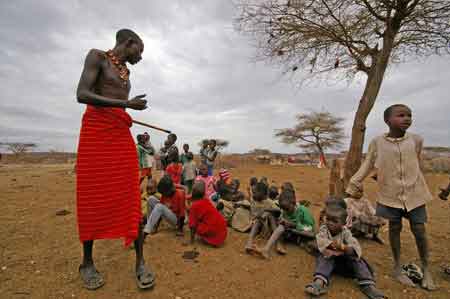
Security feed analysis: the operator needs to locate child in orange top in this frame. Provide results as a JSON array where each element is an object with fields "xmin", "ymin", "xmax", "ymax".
[
  {"xmin": 189, "ymin": 181, "xmax": 227, "ymax": 247},
  {"xmin": 166, "ymin": 150, "xmax": 183, "ymax": 185}
]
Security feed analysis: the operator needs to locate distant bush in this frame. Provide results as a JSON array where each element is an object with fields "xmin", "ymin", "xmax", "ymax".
[{"xmin": 423, "ymin": 157, "xmax": 450, "ymax": 174}]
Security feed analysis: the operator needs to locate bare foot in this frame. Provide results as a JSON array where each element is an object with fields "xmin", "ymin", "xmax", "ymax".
[
  {"xmin": 276, "ymin": 243, "xmax": 287, "ymax": 255},
  {"xmin": 421, "ymin": 268, "xmax": 437, "ymax": 291},
  {"xmin": 253, "ymin": 247, "xmax": 270, "ymax": 260},
  {"xmin": 393, "ymin": 269, "xmax": 416, "ymax": 288}
]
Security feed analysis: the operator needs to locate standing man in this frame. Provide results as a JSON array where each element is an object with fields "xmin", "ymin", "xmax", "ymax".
[{"xmin": 76, "ymin": 29, "xmax": 155, "ymax": 290}]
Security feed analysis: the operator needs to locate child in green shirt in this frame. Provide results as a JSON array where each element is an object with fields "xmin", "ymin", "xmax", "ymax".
[{"xmin": 254, "ymin": 189, "xmax": 315, "ymax": 259}]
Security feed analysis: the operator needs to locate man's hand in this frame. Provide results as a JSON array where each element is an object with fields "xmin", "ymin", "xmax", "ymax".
[{"xmin": 126, "ymin": 94, "xmax": 148, "ymax": 110}]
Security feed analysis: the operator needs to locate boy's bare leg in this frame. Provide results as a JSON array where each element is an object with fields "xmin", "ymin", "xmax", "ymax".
[
  {"xmin": 259, "ymin": 224, "xmax": 285, "ymax": 259},
  {"xmin": 389, "ymin": 221, "xmax": 415, "ymax": 287},
  {"xmin": 410, "ymin": 222, "xmax": 437, "ymax": 291},
  {"xmin": 267, "ymin": 216, "xmax": 286, "ymax": 254},
  {"xmin": 245, "ymin": 220, "xmax": 261, "ymax": 253},
  {"xmin": 79, "ymin": 240, "xmax": 105, "ymax": 290},
  {"xmin": 134, "ymin": 223, "xmax": 155, "ymax": 289}
]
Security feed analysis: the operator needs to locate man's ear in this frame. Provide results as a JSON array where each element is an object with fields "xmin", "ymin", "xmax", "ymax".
[{"xmin": 125, "ymin": 37, "xmax": 134, "ymax": 47}]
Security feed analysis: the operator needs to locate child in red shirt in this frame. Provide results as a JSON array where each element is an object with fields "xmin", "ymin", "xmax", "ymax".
[
  {"xmin": 165, "ymin": 150, "xmax": 183, "ymax": 185},
  {"xmin": 144, "ymin": 175, "xmax": 186, "ymax": 237},
  {"xmin": 189, "ymin": 181, "xmax": 227, "ymax": 247}
]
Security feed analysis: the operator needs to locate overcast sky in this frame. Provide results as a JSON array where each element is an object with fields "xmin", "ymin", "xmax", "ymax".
[{"xmin": 1, "ymin": 1, "xmax": 449, "ymax": 154}]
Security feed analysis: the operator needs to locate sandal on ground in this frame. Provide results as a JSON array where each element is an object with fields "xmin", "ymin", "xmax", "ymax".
[
  {"xmin": 442, "ymin": 265, "xmax": 450, "ymax": 275},
  {"xmin": 79, "ymin": 264, "xmax": 105, "ymax": 290},
  {"xmin": 135, "ymin": 264, "xmax": 155, "ymax": 290},
  {"xmin": 360, "ymin": 284, "xmax": 385, "ymax": 299},
  {"xmin": 304, "ymin": 281, "xmax": 327, "ymax": 296}
]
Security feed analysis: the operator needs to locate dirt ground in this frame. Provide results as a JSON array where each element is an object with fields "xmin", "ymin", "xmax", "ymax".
[{"xmin": 1, "ymin": 162, "xmax": 449, "ymax": 299}]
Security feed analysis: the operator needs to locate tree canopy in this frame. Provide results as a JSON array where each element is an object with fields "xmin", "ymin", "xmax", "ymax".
[{"xmin": 275, "ymin": 110, "xmax": 345, "ymax": 159}]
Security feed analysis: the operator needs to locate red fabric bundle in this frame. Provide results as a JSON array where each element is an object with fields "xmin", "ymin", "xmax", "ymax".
[{"xmin": 76, "ymin": 105, "xmax": 141, "ymax": 247}]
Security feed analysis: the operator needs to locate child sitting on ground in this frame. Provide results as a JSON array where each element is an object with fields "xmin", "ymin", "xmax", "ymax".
[
  {"xmin": 166, "ymin": 150, "xmax": 183, "ymax": 185},
  {"xmin": 141, "ymin": 178, "xmax": 160, "ymax": 222},
  {"xmin": 195, "ymin": 163, "xmax": 218, "ymax": 203},
  {"xmin": 268, "ymin": 185, "xmax": 280, "ymax": 206},
  {"xmin": 182, "ymin": 152, "xmax": 196, "ymax": 194},
  {"xmin": 319, "ymin": 197, "xmax": 351, "ymax": 228},
  {"xmin": 229, "ymin": 179, "xmax": 245, "ymax": 202},
  {"xmin": 143, "ymin": 175, "xmax": 186, "ymax": 237},
  {"xmin": 254, "ymin": 189, "xmax": 315, "ymax": 259},
  {"xmin": 305, "ymin": 204, "xmax": 384, "ymax": 299},
  {"xmin": 247, "ymin": 177, "xmax": 258, "ymax": 200},
  {"xmin": 189, "ymin": 181, "xmax": 227, "ymax": 247},
  {"xmin": 244, "ymin": 182, "xmax": 280, "ymax": 254},
  {"xmin": 344, "ymin": 189, "xmax": 386, "ymax": 244}
]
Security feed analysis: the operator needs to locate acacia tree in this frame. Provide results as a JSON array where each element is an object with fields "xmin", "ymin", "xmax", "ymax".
[
  {"xmin": 198, "ymin": 139, "xmax": 230, "ymax": 151},
  {"xmin": 275, "ymin": 110, "xmax": 345, "ymax": 166},
  {"xmin": 0, "ymin": 142, "xmax": 37, "ymax": 155},
  {"xmin": 236, "ymin": 0, "xmax": 450, "ymax": 185}
]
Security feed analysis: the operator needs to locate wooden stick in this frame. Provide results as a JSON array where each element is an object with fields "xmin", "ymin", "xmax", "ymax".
[{"xmin": 132, "ymin": 119, "xmax": 171, "ymax": 134}]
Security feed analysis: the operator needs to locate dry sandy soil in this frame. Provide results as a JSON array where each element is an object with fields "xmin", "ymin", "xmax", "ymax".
[{"xmin": 1, "ymin": 162, "xmax": 449, "ymax": 299}]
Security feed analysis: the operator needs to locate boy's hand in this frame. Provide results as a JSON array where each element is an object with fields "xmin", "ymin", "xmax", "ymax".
[
  {"xmin": 323, "ymin": 248, "xmax": 343, "ymax": 258},
  {"xmin": 330, "ymin": 240, "xmax": 341, "ymax": 251},
  {"xmin": 439, "ymin": 188, "xmax": 449, "ymax": 201},
  {"xmin": 343, "ymin": 245, "xmax": 355, "ymax": 256}
]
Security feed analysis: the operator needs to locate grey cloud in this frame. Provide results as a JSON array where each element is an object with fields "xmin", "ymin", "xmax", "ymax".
[{"xmin": 0, "ymin": 1, "xmax": 449, "ymax": 154}]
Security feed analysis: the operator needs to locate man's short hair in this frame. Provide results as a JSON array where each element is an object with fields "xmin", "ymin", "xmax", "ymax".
[
  {"xmin": 383, "ymin": 104, "xmax": 410, "ymax": 121},
  {"xmin": 168, "ymin": 133, "xmax": 177, "ymax": 141},
  {"xmin": 116, "ymin": 29, "xmax": 142, "ymax": 45}
]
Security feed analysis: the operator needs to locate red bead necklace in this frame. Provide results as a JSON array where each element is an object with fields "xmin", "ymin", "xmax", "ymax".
[{"xmin": 106, "ymin": 50, "xmax": 130, "ymax": 86}]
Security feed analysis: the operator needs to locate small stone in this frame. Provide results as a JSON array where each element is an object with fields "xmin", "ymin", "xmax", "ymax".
[
  {"xmin": 175, "ymin": 297, "xmax": 182, "ymax": 299},
  {"xmin": 30, "ymin": 260, "xmax": 35, "ymax": 265},
  {"xmin": 1, "ymin": 266, "xmax": 6, "ymax": 271},
  {"xmin": 36, "ymin": 270, "xmax": 40, "ymax": 274},
  {"xmin": 71, "ymin": 294, "xmax": 75, "ymax": 298}
]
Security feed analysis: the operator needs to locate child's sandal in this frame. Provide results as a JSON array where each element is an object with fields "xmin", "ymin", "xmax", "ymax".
[
  {"xmin": 360, "ymin": 284, "xmax": 385, "ymax": 299},
  {"xmin": 304, "ymin": 282, "xmax": 327, "ymax": 296}
]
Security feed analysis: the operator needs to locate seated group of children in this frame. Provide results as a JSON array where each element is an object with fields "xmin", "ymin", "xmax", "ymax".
[
  {"xmin": 140, "ymin": 171, "xmax": 385, "ymax": 298},
  {"xmin": 240, "ymin": 177, "xmax": 385, "ymax": 299},
  {"xmin": 141, "ymin": 174, "xmax": 228, "ymax": 247}
]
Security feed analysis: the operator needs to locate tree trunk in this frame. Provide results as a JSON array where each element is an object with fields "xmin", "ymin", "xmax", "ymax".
[
  {"xmin": 342, "ymin": 34, "xmax": 396, "ymax": 188},
  {"xmin": 316, "ymin": 144, "xmax": 327, "ymax": 168},
  {"xmin": 329, "ymin": 159, "xmax": 343, "ymax": 197}
]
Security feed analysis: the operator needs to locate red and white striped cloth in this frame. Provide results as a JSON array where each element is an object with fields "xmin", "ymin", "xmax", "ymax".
[
  {"xmin": 76, "ymin": 105, "xmax": 141, "ymax": 247},
  {"xmin": 218, "ymin": 168, "xmax": 231, "ymax": 184}
]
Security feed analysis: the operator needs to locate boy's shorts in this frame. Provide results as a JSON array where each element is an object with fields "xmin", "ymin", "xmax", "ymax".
[{"xmin": 376, "ymin": 203, "xmax": 427, "ymax": 224}]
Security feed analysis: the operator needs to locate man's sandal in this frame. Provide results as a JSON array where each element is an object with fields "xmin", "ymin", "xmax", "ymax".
[
  {"xmin": 79, "ymin": 264, "xmax": 105, "ymax": 290},
  {"xmin": 135, "ymin": 264, "xmax": 155, "ymax": 290}
]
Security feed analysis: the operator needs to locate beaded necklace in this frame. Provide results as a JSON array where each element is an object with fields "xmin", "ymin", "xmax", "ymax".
[{"xmin": 106, "ymin": 50, "xmax": 130, "ymax": 86}]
